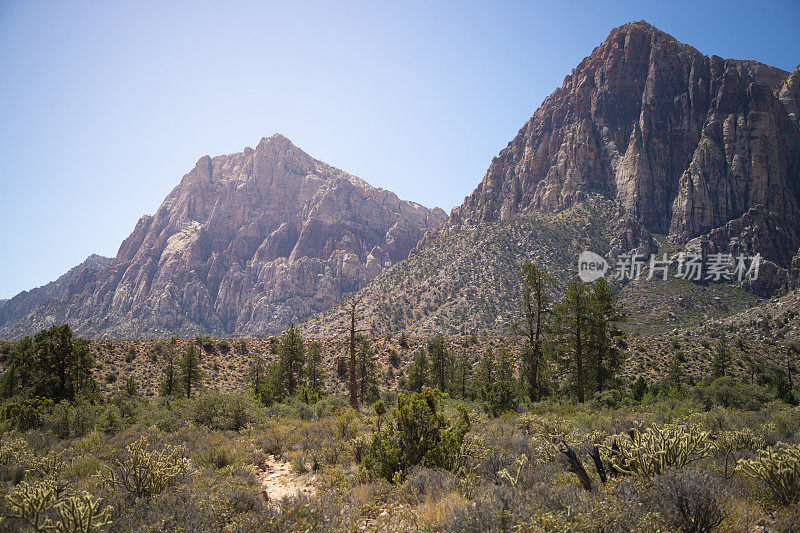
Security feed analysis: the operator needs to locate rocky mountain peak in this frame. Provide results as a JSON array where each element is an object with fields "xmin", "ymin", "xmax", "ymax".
[
  {"xmin": 437, "ymin": 21, "xmax": 799, "ymax": 281},
  {"xmin": 1, "ymin": 136, "xmax": 445, "ymax": 338}
]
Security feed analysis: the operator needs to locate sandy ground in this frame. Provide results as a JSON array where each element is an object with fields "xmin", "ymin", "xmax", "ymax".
[{"xmin": 257, "ymin": 454, "xmax": 316, "ymax": 503}]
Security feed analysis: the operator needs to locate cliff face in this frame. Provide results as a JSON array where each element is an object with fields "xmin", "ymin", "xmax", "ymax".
[
  {"xmin": 436, "ymin": 21, "xmax": 799, "ymax": 273},
  {"xmin": 0, "ymin": 255, "xmax": 112, "ymax": 329},
  {"xmin": 1, "ymin": 135, "xmax": 445, "ymax": 338}
]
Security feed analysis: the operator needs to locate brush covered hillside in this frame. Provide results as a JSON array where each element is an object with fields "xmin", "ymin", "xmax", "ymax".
[
  {"xmin": 0, "ymin": 135, "xmax": 445, "ymax": 340},
  {"xmin": 306, "ymin": 20, "xmax": 800, "ymax": 337}
]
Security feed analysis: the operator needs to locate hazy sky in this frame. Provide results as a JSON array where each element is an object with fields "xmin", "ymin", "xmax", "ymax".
[{"xmin": 1, "ymin": 0, "xmax": 798, "ymax": 299}]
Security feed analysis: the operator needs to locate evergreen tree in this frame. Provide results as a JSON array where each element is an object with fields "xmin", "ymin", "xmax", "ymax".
[
  {"xmin": 667, "ymin": 353, "xmax": 685, "ymax": 389},
  {"xmin": 517, "ymin": 261, "xmax": 554, "ymax": 400},
  {"xmin": 306, "ymin": 341, "xmax": 325, "ymax": 393},
  {"xmin": 179, "ymin": 343, "xmax": 203, "ymax": 398},
  {"xmin": 454, "ymin": 351, "xmax": 472, "ymax": 399},
  {"xmin": 356, "ymin": 338, "xmax": 378, "ymax": 403},
  {"xmin": 248, "ymin": 352, "xmax": 265, "ymax": 391},
  {"xmin": 1, "ymin": 324, "xmax": 96, "ymax": 402},
  {"xmin": 428, "ymin": 335, "xmax": 450, "ymax": 392},
  {"xmin": 711, "ymin": 334, "xmax": 730, "ymax": 378},
  {"xmin": 552, "ymin": 277, "xmax": 591, "ymax": 402},
  {"xmin": 585, "ymin": 278, "xmax": 626, "ymax": 394},
  {"xmin": 408, "ymin": 348, "xmax": 429, "ymax": 392},
  {"xmin": 476, "ymin": 347, "xmax": 495, "ymax": 400},
  {"xmin": 278, "ymin": 324, "xmax": 305, "ymax": 395},
  {"xmin": 160, "ymin": 345, "xmax": 179, "ymax": 397}
]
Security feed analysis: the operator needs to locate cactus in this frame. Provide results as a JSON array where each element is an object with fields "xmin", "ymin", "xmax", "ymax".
[
  {"xmin": 0, "ymin": 434, "xmax": 33, "ymax": 466},
  {"xmin": 4, "ymin": 480, "xmax": 112, "ymax": 533},
  {"xmin": 5, "ymin": 480, "xmax": 58, "ymax": 531},
  {"xmin": 736, "ymin": 443, "xmax": 800, "ymax": 505},
  {"xmin": 102, "ymin": 437, "xmax": 190, "ymax": 498},
  {"xmin": 600, "ymin": 423, "xmax": 715, "ymax": 477},
  {"xmin": 52, "ymin": 492, "xmax": 112, "ymax": 533}
]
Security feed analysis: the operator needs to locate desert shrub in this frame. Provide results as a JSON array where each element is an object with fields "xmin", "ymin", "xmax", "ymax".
[
  {"xmin": 42, "ymin": 401, "xmax": 94, "ymax": 439},
  {"xmin": 0, "ymin": 397, "xmax": 54, "ymax": 431},
  {"xmin": 601, "ymin": 423, "xmax": 715, "ymax": 477},
  {"xmin": 484, "ymin": 381, "xmax": 518, "ymax": 417},
  {"xmin": 694, "ymin": 377, "xmax": 771, "ymax": 411},
  {"xmin": 361, "ymin": 387, "xmax": 470, "ymax": 482},
  {"xmin": 736, "ymin": 443, "xmax": 800, "ymax": 505},
  {"xmin": 103, "ymin": 437, "xmax": 190, "ymax": 498},
  {"xmin": 191, "ymin": 391, "xmax": 263, "ymax": 431},
  {"xmin": 650, "ymin": 469, "xmax": 729, "ymax": 533}
]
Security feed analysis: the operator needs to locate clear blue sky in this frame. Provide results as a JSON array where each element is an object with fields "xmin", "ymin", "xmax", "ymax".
[{"xmin": 1, "ymin": 0, "xmax": 798, "ymax": 299}]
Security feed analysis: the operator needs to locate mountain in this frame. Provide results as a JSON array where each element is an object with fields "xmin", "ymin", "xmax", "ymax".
[
  {"xmin": 303, "ymin": 21, "xmax": 800, "ymax": 336},
  {"xmin": 0, "ymin": 255, "xmax": 112, "ymax": 330},
  {"xmin": 0, "ymin": 135, "xmax": 445, "ymax": 339}
]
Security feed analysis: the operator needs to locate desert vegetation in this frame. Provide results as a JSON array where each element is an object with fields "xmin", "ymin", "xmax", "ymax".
[{"xmin": 0, "ymin": 263, "xmax": 798, "ymax": 531}]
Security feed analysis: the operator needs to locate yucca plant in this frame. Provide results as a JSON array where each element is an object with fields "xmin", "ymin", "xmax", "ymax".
[{"xmin": 736, "ymin": 443, "xmax": 800, "ymax": 505}]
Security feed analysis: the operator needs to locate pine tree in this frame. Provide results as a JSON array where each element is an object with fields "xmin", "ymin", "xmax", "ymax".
[
  {"xmin": 517, "ymin": 261, "xmax": 554, "ymax": 400},
  {"xmin": 248, "ymin": 352, "xmax": 265, "ymax": 391},
  {"xmin": 552, "ymin": 277, "xmax": 591, "ymax": 402},
  {"xmin": 356, "ymin": 338, "xmax": 377, "ymax": 403},
  {"xmin": 476, "ymin": 347, "xmax": 495, "ymax": 400},
  {"xmin": 428, "ymin": 335, "xmax": 449, "ymax": 392},
  {"xmin": 306, "ymin": 341, "xmax": 325, "ymax": 393},
  {"xmin": 711, "ymin": 334, "xmax": 730, "ymax": 378},
  {"xmin": 179, "ymin": 343, "xmax": 203, "ymax": 398},
  {"xmin": 278, "ymin": 324, "xmax": 305, "ymax": 395},
  {"xmin": 160, "ymin": 343, "xmax": 179, "ymax": 397},
  {"xmin": 408, "ymin": 348, "xmax": 429, "ymax": 392},
  {"xmin": 585, "ymin": 278, "xmax": 626, "ymax": 394},
  {"xmin": 455, "ymin": 351, "xmax": 472, "ymax": 399},
  {"xmin": 667, "ymin": 353, "xmax": 685, "ymax": 388}
]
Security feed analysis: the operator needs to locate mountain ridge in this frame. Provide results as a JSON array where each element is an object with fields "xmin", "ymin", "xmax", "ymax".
[{"xmin": 0, "ymin": 135, "xmax": 445, "ymax": 339}]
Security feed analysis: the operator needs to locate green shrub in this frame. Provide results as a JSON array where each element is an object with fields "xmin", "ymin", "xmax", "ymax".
[
  {"xmin": 0, "ymin": 397, "xmax": 53, "ymax": 431},
  {"xmin": 694, "ymin": 377, "xmax": 772, "ymax": 410},
  {"xmin": 361, "ymin": 387, "xmax": 470, "ymax": 482},
  {"xmin": 191, "ymin": 391, "xmax": 263, "ymax": 431}
]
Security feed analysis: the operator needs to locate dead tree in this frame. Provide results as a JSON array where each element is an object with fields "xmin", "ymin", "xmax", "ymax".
[{"xmin": 558, "ymin": 441, "xmax": 592, "ymax": 491}]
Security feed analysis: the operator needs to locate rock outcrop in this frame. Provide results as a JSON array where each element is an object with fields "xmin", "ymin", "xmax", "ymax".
[
  {"xmin": 0, "ymin": 135, "xmax": 445, "ymax": 338},
  {"xmin": 430, "ymin": 21, "xmax": 799, "ymax": 273},
  {"xmin": 0, "ymin": 255, "xmax": 112, "ymax": 330}
]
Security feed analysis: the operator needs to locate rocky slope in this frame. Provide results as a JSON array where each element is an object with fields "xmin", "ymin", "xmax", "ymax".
[
  {"xmin": 305, "ymin": 21, "xmax": 800, "ymax": 336},
  {"xmin": 0, "ymin": 135, "xmax": 445, "ymax": 339},
  {"xmin": 0, "ymin": 255, "xmax": 112, "ymax": 330}
]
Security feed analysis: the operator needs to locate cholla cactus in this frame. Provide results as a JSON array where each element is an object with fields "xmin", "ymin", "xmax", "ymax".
[
  {"xmin": 103, "ymin": 437, "xmax": 190, "ymax": 498},
  {"xmin": 600, "ymin": 423, "xmax": 715, "ymax": 477},
  {"xmin": 53, "ymin": 492, "xmax": 112, "ymax": 533},
  {"xmin": 5, "ymin": 480, "xmax": 58, "ymax": 531},
  {"xmin": 736, "ymin": 443, "xmax": 800, "ymax": 505},
  {"xmin": 0, "ymin": 434, "xmax": 33, "ymax": 466},
  {"xmin": 717, "ymin": 428, "xmax": 766, "ymax": 452},
  {"xmin": 4, "ymin": 480, "xmax": 112, "ymax": 533}
]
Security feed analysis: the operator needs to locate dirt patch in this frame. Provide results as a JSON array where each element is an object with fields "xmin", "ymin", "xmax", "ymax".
[{"xmin": 257, "ymin": 454, "xmax": 316, "ymax": 503}]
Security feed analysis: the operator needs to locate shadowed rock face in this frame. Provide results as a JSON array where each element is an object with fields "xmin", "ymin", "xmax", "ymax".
[
  {"xmin": 435, "ymin": 21, "xmax": 800, "ymax": 270},
  {"xmin": 1, "ymin": 135, "xmax": 445, "ymax": 338}
]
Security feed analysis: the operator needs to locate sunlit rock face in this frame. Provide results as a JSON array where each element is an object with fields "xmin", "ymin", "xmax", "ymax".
[
  {"xmin": 429, "ymin": 21, "xmax": 799, "ymax": 276},
  {"xmin": 1, "ymin": 134, "xmax": 445, "ymax": 338}
]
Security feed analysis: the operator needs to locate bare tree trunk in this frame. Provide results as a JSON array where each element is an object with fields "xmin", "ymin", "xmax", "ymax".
[{"xmin": 558, "ymin": 441, "xmax": 592, "ymax": 491}]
